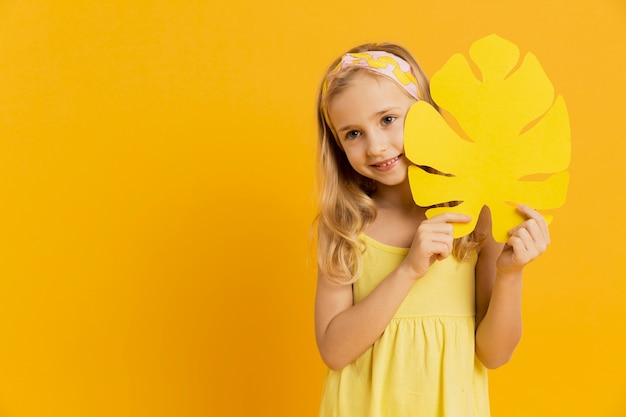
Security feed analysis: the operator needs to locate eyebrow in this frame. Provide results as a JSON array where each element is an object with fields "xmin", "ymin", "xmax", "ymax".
[{"xmin": 336, "ymin": 107, "xmax": 402, "ymax": 133}]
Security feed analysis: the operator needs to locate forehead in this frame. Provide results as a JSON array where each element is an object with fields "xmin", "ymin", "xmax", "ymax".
[{"xmin": 327, "ymin": 73, "xmax": 414, "ymax": 125}]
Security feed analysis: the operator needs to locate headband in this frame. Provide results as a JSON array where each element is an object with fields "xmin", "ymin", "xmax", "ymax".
[{"xmin": 321, "ymin": 51, "xmax": 420, "ymax": 100}]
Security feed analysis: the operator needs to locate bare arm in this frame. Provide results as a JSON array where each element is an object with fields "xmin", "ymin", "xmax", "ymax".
[
  {"xmin": 474, "ymin": 232, "xmax": 522, "ymax": 369},
  {"xmin": 475, "ymin": 205, "xmax": 550, "ymax": 369},
  {"xmin": 315, "ymin": 213, "xmax": 471, "ymax": 371},
  {"xmin": 315, "ymin": 262, "xmax": 417, "ymax": 370}
]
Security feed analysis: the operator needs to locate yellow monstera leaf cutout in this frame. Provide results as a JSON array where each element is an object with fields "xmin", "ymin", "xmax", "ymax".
[{"xmin": 405, "ymin": 34, "xmax": 570, "ymax": 242}]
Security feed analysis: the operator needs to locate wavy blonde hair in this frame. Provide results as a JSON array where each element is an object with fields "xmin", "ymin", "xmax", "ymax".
[{"xmin": 315, "ymin": 42, "xmax": 478, "ymax": 284}]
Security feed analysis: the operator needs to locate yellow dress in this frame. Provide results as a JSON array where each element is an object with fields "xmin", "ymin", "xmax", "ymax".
[{"xmin": 319, "ymin": 234, "xmax": 490, "ymax": 417}]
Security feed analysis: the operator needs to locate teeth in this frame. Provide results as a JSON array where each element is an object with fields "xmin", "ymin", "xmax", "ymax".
[{"xmin": 377, "ymin": 156, "xmax": 399, "ymax": 167}]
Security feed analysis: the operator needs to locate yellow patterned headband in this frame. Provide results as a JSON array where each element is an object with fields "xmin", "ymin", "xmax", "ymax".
[{"xmin": 321, "ymin": 51, "xmax": 420, "ymax": 100}]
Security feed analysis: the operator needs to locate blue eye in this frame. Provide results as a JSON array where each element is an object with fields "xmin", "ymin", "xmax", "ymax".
[
  {"xmin": 382, "ymin": 115, "xmax": 396, "ymax": 125},
  {"xmin": 346, "ymin": 130, "xmax": 361, "ymax": 140}
]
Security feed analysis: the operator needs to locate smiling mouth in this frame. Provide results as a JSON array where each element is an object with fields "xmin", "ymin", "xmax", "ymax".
[{"xmin": 373, "ymin": 155, "xmax": 401, "ymax": 167}]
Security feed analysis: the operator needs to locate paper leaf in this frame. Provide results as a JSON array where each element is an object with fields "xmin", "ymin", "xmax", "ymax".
[{"xmin": 404, "ymin": 34, "xmax": 571, "ymax": 242}]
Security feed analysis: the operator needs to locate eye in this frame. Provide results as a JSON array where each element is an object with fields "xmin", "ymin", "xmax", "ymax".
[
  {"xmin": 345, "ymin": 130, "xmax": 361, "ymax": 140},
  {"xmin": 382, "ymin": 115, "xmax": 397, "ymax": 125}
]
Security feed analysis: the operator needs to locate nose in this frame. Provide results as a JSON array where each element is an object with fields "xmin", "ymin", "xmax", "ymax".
[{"xmin": 366, "ymin": 131, "xmax": 389, "ymax": 156}]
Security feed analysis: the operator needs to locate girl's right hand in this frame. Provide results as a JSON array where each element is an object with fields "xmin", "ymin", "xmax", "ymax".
[{"xmin": 403, "ymin": 213, "xmax": 472, "ymax": 279}]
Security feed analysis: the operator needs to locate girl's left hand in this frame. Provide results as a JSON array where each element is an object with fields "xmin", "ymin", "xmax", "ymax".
[{"xmin": 496, "ymin": 204, "xmax": 551, "ymax": 275}]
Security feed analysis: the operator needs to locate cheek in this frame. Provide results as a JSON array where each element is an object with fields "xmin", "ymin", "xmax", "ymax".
[
  {"xmin": 342, "ymin": 148, "xmax": 360, "ymax": 166},
  {"xmin": 342, "ymin": 144, "xmax": 367, "ymax": 167},
  {"xmin": 393, "ymin": 124, "xmax": 406, "ymax": 148}
]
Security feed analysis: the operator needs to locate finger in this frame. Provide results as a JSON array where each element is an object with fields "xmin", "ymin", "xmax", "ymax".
[
  {"xmin": 420, "ymin": 222, "xmax": 454, "ymax": 235},
  {"xmin": 511, "ymin": 226, "xmax": 533, "ymax": 253},
  {"xmin": 432, "ymin": 241, "xmax": 452, "ymax": 260},
  {"xmin": 426, "ymin": 212, "xmax": 472, "ymax": 224},
  {"xmin": 508, "ymin": 222, "xmax": 531, "ymax": 239},
  {"xmin": 432, "ymin": 233, "xmax": 454, "ymax": 248},
  {"xmin": 518, "ymin": 204, "xmax": 550, "ymax": 244},
  {"xmin": 520, "ymin": 220, "xmax": 549, "ymax": 254},
  {"xmin": 510, "ymin": 205, "xmax": 543, "ymax": 236},
  {"xmin": 524, "ymin": 219, "xmax": 543, "ymax": 243},
  {"xmin": 506, "ymin": 235, "xmax": 528, "ymax": 263},
  {"xmin": 517, "ymin": 204, "xmax": 550, "ymax": 241},
  {"xmin": 418, "ymin": 230, "xmax": 454, "ymax": 248},
  {"xmin": 516, "ymin": 204, "xmax": 538, "ymax": 219},
  {"xmin": 418, "ymin": 229, "xmax": 453, "ymax": 251},
  {"xmin": 512, "ymin": 220, "xmax": 539, "ymax": 244}
]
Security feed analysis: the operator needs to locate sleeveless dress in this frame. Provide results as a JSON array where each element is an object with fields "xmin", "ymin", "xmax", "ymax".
[{"xmin": 318, "ymin": 234, "xmax": 490, "ymax": 417}]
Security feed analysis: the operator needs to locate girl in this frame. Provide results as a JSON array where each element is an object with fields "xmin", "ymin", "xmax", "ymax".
[{"xmin": 314, "ymin": 43, "xmax": 550, "ymax": 416}]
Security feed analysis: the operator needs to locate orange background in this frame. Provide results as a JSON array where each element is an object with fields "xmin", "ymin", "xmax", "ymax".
[{"xmin": 0, "ymin": 1, "xmax": 625, "ymax": 416}]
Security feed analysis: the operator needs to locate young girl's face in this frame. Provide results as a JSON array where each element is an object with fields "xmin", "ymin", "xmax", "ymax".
[{"xmin": 327, "ymin": 73, "xmax": 416, "ymax": 187}]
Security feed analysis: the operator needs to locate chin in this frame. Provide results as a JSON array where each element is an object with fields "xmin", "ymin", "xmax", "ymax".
[{"xmin": 377, "ymin": 176, "xmax": 408, "ymax": 187}]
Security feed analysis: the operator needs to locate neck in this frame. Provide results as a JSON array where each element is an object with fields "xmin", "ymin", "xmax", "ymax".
[{"xmin": 372, "ymin": 180, "xmax": 418, "ymax": 211}]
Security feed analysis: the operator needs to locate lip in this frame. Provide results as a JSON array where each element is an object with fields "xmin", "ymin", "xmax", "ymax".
[{"xmin": 371, "ymin": 154, "xmax": 402, "ymax": 171}]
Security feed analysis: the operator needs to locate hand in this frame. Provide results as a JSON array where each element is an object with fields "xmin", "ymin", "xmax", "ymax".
[
  {"xmin": 497, "ymin": 204, "xmax": 551, "ymax": 275},
  {"xmin": 404, "ymin": 212, "xmax": 472, "ymax": 279}
]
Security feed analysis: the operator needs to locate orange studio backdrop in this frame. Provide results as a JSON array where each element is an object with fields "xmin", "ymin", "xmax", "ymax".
[{"xmin": 0, "ymin": 1, "xmax": 625, "ymax": 416}]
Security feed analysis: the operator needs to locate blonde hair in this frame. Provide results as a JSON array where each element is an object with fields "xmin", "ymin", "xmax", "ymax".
[{"xmin": 315, "ymin": 43, "xmax": 478, "ymax": 284}]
